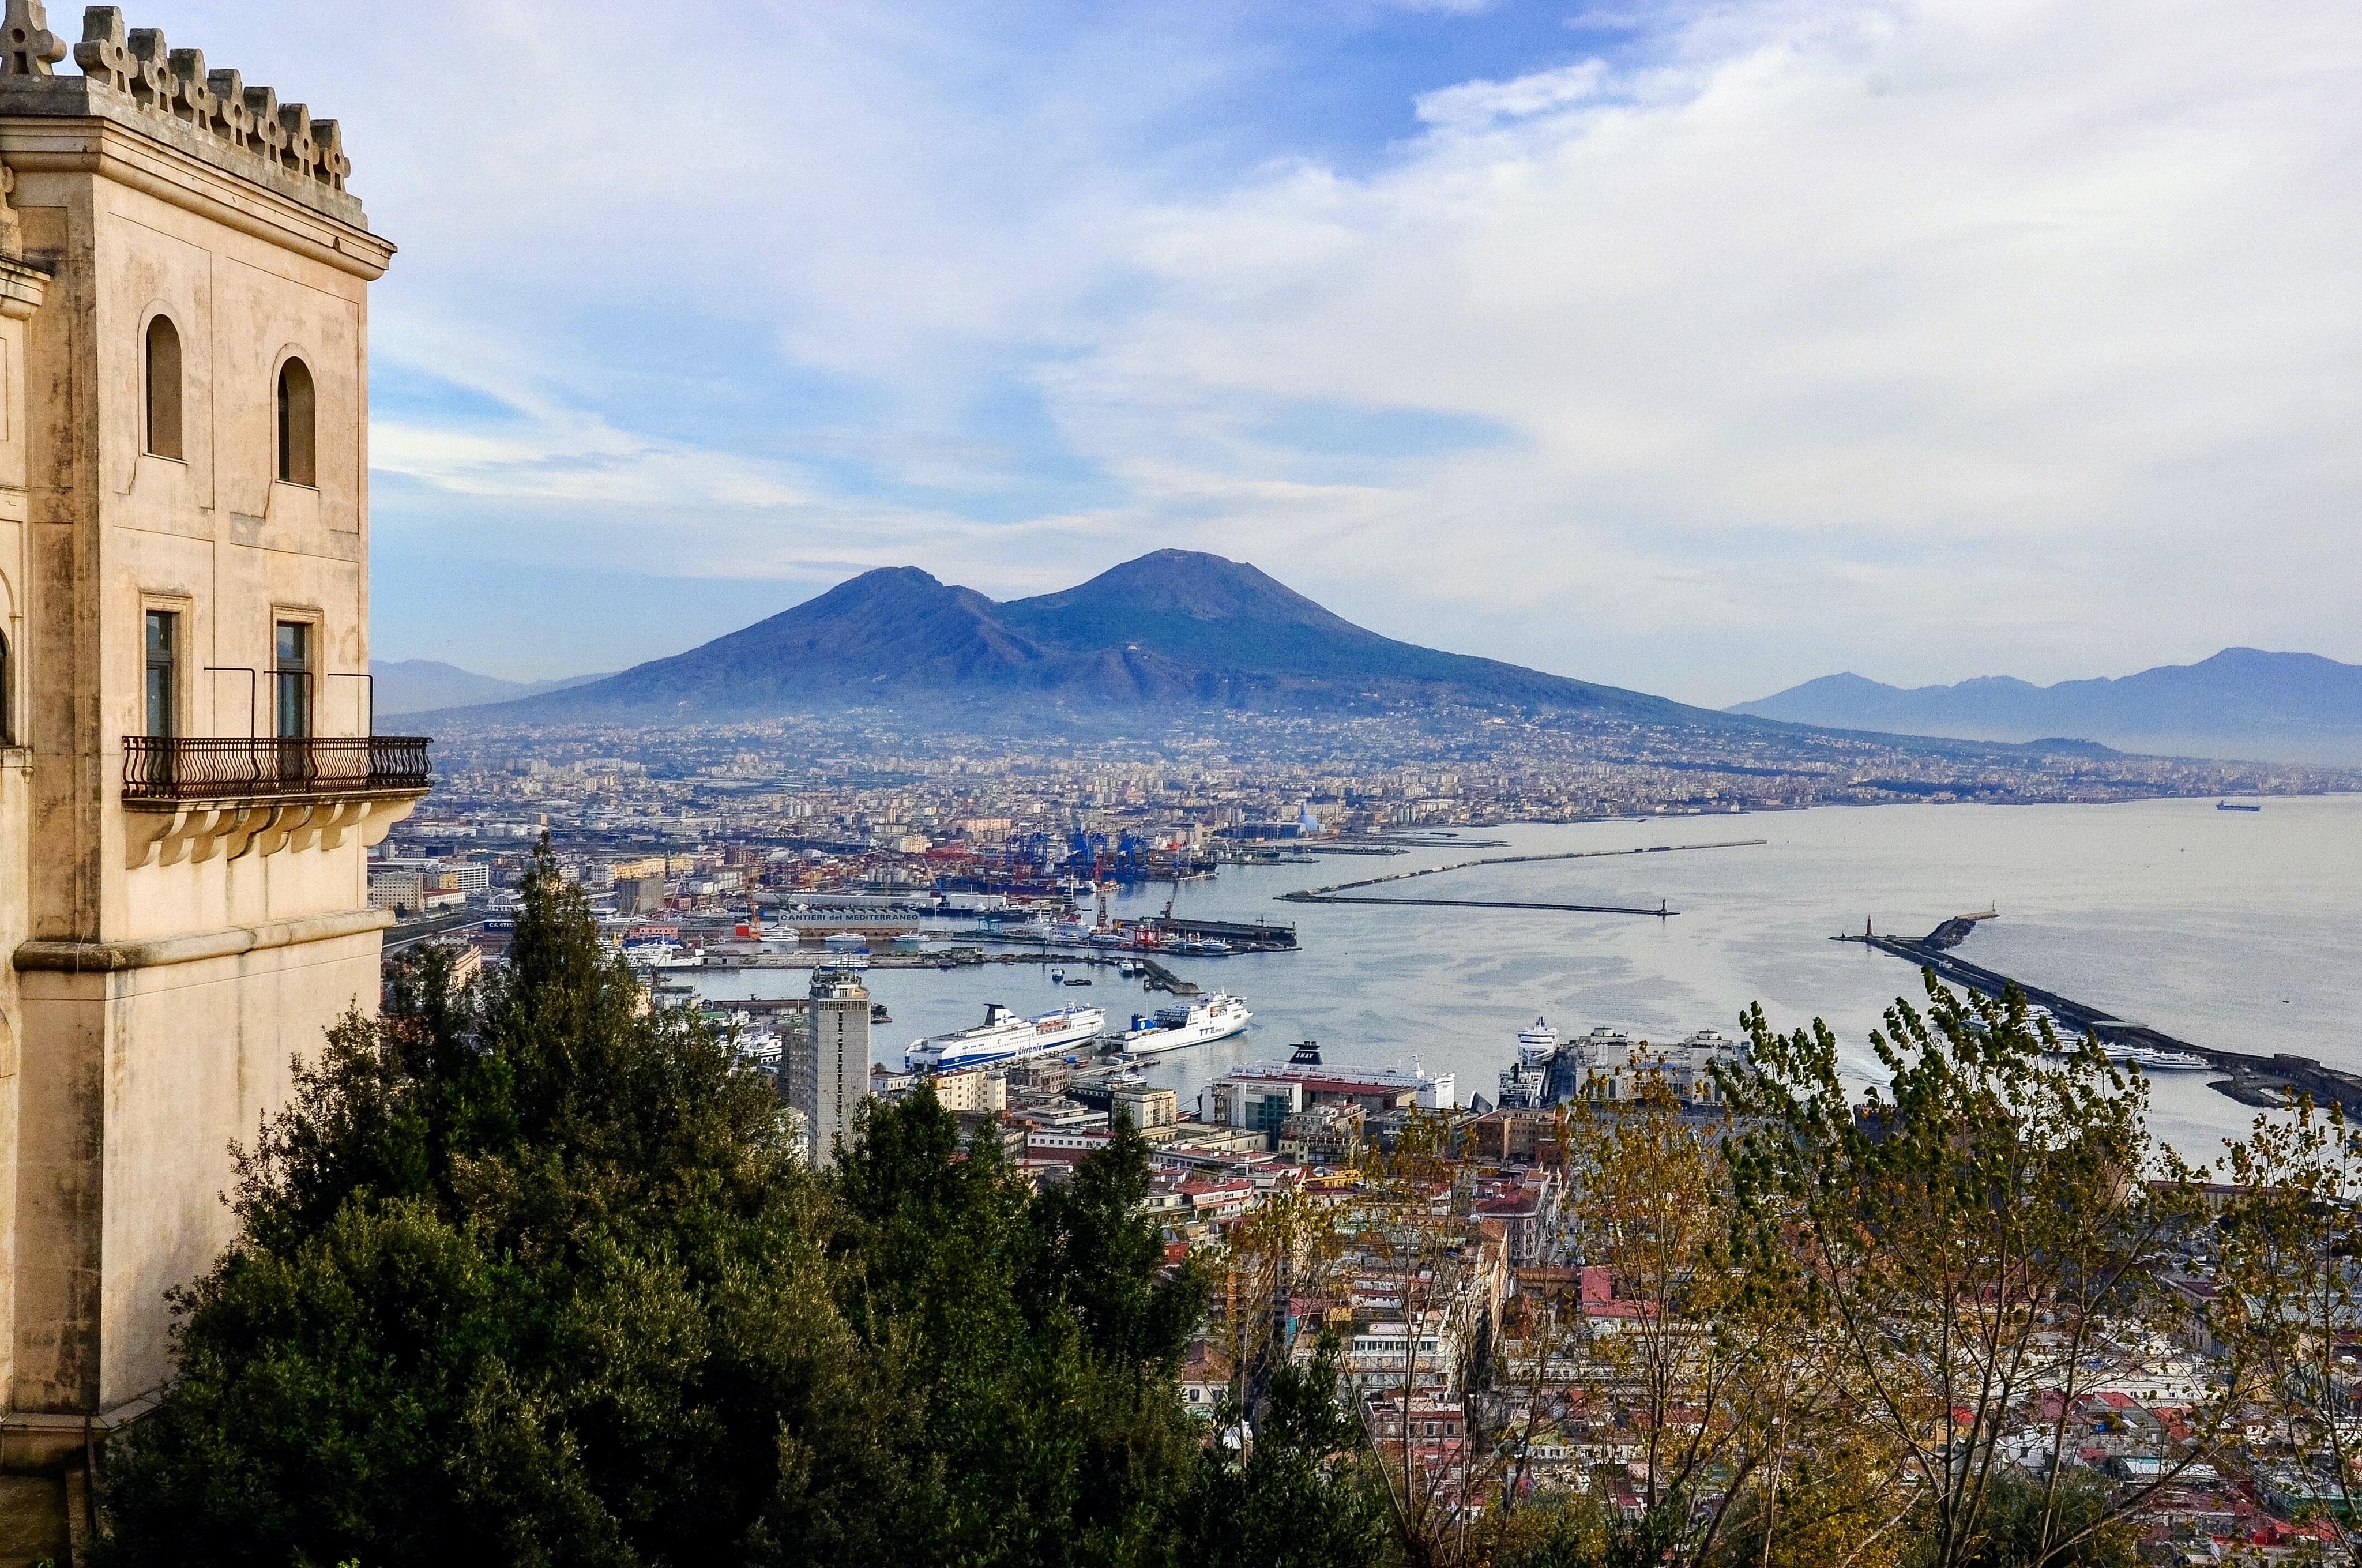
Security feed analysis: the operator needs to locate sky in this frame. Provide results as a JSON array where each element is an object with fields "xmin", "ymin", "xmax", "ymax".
[{"xmin": 163, "ymin": 0, "xmax": 2362, "ymax": 705}]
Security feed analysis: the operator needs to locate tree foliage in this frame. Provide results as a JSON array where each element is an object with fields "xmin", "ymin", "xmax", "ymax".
[
  {"xmin": 93, "ymin": 842, "xmax": 1233, "ymax": 1568},
  {"xmin": 1721, "ymin": 977, "xmax": 2236, "ymax": 1568}
]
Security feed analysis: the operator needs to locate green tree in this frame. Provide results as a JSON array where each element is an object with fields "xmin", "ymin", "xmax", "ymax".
[
  {"xmin": 1181, "ymin": 1332, "xmax": 1387, "ymax": 1568},
  {"xmin": 2211, "ymin": 1097, "xmax": 2362, "ymax": 1563},
  {"xmin": 96, "ymin": 841, "xmax": 1208, "ymax": 1568},
  {"xmin": 1720, "ymin": 977, "xmax": 2236, "ymax": 1568}
]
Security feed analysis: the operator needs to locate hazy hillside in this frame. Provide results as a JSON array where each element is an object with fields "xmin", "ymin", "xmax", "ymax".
[
  {"xmin": 1731, "ymin": 649, "xmax": 2362, "ymax": 764},
  {"xmin": 373, "ymin": 659, "xmax": 605, "ymax": 716}
]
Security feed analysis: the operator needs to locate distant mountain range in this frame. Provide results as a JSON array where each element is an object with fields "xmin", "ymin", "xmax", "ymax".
[
  {"xmin": 373, "ymin": 660, "xmax": 607, "ymax": 717},
  {"xmin": 1731, "ymin": 649, "xmax": 2362, "ymax": 764},
  {"xmin": 412, "ymin": 551, "xmax": 1728, "ymax": 732}
]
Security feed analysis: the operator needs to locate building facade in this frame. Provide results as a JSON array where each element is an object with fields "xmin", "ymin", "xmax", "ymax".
[
  {"xmin": 796, "ymin": 967, "xmax": 870, "ymax": 1164},
  {"xmin": 0, "ymin": 3, "xmax": 423, "ymax": 1434}
]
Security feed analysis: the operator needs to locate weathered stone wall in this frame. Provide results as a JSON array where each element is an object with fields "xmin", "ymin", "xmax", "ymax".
[{"xmin": 0, "ymin": 2, "xmax": 401, "ymax": 1419}]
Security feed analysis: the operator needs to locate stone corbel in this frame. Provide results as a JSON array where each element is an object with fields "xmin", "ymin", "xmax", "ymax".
[
  {"xmin": 357, "ymin": 795, "xmax": 420, "ymax": 848},
  {"xmin": 125, "ymin": 793, "xmax": 422, "ymax": 869},
  {"xmin": 313, "ymin": 798, "xmax": 370, "ymax": 851},
  {"xmin": 126, "ymin": 803, "xmax": 240, "ymax": 868},
  {"xmin": 235, "ymin": 803, "xmax": 308, "ymax": 860}
]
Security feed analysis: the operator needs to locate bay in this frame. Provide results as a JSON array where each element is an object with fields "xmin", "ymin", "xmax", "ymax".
[{"xmin": 692, "ymin": 795, "xmax": 2362, "ymax": 1165}]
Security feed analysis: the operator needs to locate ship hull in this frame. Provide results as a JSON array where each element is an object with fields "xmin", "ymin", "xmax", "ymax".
[
  {"xmin": 1123, "ymin": 1012, "xmax": 1253, "ymax": 1056},
  {"xmin": 906, "ymin": 1010, "xmax": 1107, "ymax": 1072}
]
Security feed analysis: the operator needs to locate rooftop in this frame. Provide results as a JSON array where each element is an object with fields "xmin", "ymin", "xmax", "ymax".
[{"xmin": 0, "ymin": 2, "xmax": 367, "ymax": 227}]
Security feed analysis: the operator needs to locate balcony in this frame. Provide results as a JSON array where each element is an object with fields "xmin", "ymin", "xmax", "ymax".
[
  {"xmin": 121, "ymin": 735, "xmax": 432, "ymax": 868},
  {"xmin": 123, "ymin": 735, "xmax": 431, "ymax": 803}
]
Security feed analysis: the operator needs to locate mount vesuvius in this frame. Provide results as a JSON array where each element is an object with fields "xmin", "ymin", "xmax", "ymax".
[{"xmin": 428, "ymin": 551, "xmax": 1709, "ymax": 731}]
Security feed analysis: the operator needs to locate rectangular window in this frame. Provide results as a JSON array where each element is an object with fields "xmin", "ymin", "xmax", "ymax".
[
  {"xmin": 273, "ymin": 621, "xmax": 311, "ymax": 739},
  {"xmin": 144, "ymin": 610, "xmax": 176, "ymax": 738}
]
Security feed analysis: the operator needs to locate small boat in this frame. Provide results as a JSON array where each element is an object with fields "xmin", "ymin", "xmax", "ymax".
[
  {"xmin": 2217, "ymin": 800, "xmax": 2261, "ymax": 813},
  {"xmin": 1065, "ymin": 977, "xmax": 1093, "ymax": 987}
]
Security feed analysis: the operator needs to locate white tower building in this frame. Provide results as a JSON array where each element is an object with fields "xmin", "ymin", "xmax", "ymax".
[{"xmin": 798, "ymin": 967, "xmax": 870, "ymax": 1165}]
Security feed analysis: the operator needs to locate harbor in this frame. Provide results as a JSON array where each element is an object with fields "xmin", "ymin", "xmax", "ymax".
[{"xmin": 629, "ymin": 802, "xmax": 2360, "ymax": 1160}]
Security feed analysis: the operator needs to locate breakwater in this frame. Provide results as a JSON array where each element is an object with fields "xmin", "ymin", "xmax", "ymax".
[
  {"xmin": 1291, "ymin": 895, "xmax": 1678, "ymax": 917},
  {"xmin": 1845, "ymin": 931, "xmax": 2362, "ymax": 1116},
  {"xmin": 1281, "ymin": 837, "xmax": 1765, "ymax": 909}
]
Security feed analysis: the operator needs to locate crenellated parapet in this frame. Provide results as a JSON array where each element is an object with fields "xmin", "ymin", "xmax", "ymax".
[{"xmin": 0, "ymin": 0, "xmax": 364, "ymax": 225}]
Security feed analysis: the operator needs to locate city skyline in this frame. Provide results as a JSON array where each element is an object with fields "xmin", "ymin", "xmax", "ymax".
[{"xmin": 172, "ymin": 0, "xmax": 2362, "ymax": 704}]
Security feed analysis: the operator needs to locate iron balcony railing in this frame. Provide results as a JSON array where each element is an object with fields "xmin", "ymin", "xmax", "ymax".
[{"xmin": 122, "ymin": 735, "xmax": 433, "ymax": 803}]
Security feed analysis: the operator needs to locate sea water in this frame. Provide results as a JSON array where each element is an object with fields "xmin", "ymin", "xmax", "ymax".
[{"xmin": 693, "ymin": 795, "xmax": 2362, "ymax": 1165}]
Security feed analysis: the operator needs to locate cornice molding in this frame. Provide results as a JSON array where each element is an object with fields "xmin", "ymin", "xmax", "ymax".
[
  {"xmin": 15, "ymin": 903, "xmax": 393, "ymax": 972},
  {"xmin": 0, "ymin": 116, "xmax": 392, "ymax": 278}
]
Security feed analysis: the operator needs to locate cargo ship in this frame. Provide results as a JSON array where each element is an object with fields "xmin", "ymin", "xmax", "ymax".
[{"xmin": 905, "ymin": 1002, "xmax": 1107, "ymax": 1072}]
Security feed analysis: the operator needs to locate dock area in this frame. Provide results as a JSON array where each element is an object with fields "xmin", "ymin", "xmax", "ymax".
[
  {"xmin": 657, "ymin": 946, "xmax": 1201, "ymax": 996},
  {"xmin": 1844, "ymin": 930, "xmax": 2362, "ymax": 1115}
]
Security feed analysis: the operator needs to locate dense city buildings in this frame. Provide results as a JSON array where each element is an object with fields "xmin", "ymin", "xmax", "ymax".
[{"xmin": 368, "ymin": 706, "xmax": 2351, "ymax": 932}]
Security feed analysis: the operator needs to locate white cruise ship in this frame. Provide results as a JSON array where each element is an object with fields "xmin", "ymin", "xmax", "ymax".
[
  {"xmin": 1119, "ymin": 992, "xmax": 1253, "ymax": 1056},
  {"xmin": 905, "ymin": 1002, "xmax": 1107, "ymax": 1073},
  {"xmin": 1515, "ymin": 1017, "xmax": 1559, "ymax": 1063}
]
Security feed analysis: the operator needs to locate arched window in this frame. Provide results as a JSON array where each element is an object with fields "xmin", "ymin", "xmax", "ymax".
[
  {"xmin": 0, "ymin": 629, "xmax": 12, "ymax": 744},
  {"xmin": 276, "ymin": 357, "xmax": 315, "ymax": 486},
  {"xmin": 144, "ymin": 315, "xmax": 182, "ymax": 460}
]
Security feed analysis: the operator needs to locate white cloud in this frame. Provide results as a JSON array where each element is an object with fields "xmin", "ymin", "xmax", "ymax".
[
  {"xmin": 1041, "ymin": 0, "xmax": 2362, "ymax": 698},
  {"xmin": 1413, "ymin": 61, "xmax": 1610, "ymax": 127},
  {"xmin": 214, "ymin": 0, "xmax": 2362, "ymax": 699}
]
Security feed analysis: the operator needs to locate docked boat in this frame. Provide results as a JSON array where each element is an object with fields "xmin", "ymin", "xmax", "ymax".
[
  {"xmin": 905, "ymin": 1002, "xmax": 1108, "ymax": 1073},
  {"xmin": 2098, "ymin": 1041, "xmax": 2212, "ymax": 1071},
  {"xmin": 1500, "ymin": 1017, "xmax": 1559, "ymax": 1108},
  {"xmin": 1515, "ymin": 1017, "xmax": 1559, "ymax": 1063},
  {"xmin": 1119, "ymin": 992, "xmax": 1254, "ymax": 1056}
]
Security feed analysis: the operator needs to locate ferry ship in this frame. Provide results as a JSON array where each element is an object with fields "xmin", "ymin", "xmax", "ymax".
[
  {"xmin": 1116, "ymin": 992, "xmax": 1253, "ymax": 1056},
  {"xmin": 905, "ymin": 1002, "xmax": 1107, "ymax": 1073}
]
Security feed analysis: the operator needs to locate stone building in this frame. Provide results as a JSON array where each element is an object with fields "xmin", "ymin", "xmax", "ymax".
[{"xmin": 0, "ymin": 2, "xmax": 426, "ymax": 1445}]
